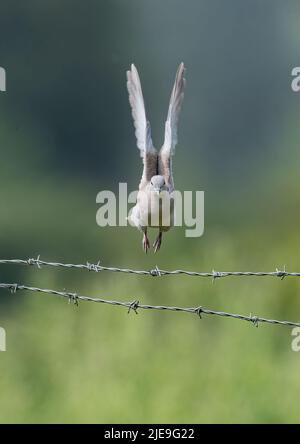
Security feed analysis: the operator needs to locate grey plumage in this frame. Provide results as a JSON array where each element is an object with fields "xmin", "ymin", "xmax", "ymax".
[{"xmin": 126, "ymin": 63, "xmax": 186, "ymax": 253}]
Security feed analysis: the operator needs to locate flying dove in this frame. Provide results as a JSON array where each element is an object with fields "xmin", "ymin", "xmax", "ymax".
[{"xmin": 126, "ymin": 63, "xmax": 186, "ymax": 253}]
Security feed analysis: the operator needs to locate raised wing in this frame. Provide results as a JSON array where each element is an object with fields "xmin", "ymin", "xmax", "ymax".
[
  {"xmin": 126, "ymin": 64, "xmax": 157, "ymax": 186},
  {"xmin": 161, "ymin": 62, "xmax": 185, "ymax": 155},
  {"xmin": 159, "ymin": 63, "xmax": 186, "ymax": 188}
]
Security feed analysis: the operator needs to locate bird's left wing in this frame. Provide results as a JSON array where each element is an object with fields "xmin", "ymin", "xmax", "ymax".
[{"xmin": 159, "ymin": 63, "xmax": 186, "ymax": 189}]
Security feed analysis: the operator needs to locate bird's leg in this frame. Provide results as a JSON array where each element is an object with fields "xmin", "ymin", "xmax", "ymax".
[
  {"xmin": 153, "ymin": 231, "xmax": 162, "ymax": 253},
  {"xmin": 142, "ymin": 228, "xmax": 150, "ymax": 253}
]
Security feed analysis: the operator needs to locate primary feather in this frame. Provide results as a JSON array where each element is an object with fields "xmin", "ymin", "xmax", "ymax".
[
  {"xmin": 126, "ymin": 64, "xmax": 155, "ymax": 156},
  {"xmin": 161, "ymin": 62, "xmax": 186, "ymax": 156}
]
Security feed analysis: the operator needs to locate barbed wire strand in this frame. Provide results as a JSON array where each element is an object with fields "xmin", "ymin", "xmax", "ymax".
[
  {"xmin": 0, "ymin": 257, "xmax": 297, "ymax": 280},
  {"xmin": 0, "ymin": 282, "xmax": 299, "ymax": 328}
]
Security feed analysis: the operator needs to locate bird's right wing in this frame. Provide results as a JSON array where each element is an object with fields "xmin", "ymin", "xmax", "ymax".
[{"xmin": 127, "ymin": 64, "xmax": 157, "ymax": 187}]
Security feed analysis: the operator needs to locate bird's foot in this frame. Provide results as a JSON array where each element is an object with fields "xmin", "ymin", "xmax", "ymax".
[
  {"xmin": 142, "ymin": 233, "xmax": 150, "ymax": 253},
  {"xmin": 153, "ymin": 233, "xmax": 162, "ymax": 253}
]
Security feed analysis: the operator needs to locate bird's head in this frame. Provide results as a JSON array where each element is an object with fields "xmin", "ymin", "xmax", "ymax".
[{"xmin": 150, "ymin": 175, "xmax": 166, "ymax": 195}]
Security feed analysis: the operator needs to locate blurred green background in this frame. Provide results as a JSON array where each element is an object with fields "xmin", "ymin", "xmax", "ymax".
[{"xmin": 1, "ymin": 0, "xmax": 300, "ymax": 424}]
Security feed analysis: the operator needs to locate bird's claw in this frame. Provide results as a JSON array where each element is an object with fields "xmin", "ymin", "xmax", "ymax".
[
  {"xmin": 143, "ymin": 234, "xmax": 150, "ymax": 253},
  {"xmin": 153, "ymin": 233, "xmax": 162, "ymax": 253}
]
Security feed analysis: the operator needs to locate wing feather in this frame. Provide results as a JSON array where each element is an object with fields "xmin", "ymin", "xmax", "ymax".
[
  {"xmin": 126, "ymin": 64, "xmax": 155, "ymax": 156},
  {"xmin": 161, "ymin": 62, "xmax": 186, "ymax": 156},
  {"xmin": 127, "ymin": 64, "xmax": 157, "ymax": 186},
  {"xmin": 159, "ymin": 63, "xmax": 186, "ymax": 189}
]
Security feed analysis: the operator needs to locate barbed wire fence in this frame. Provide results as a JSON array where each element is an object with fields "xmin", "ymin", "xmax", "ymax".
[
  {"xmin": 0, "ymin": 256, "xmax": 300, "ymax": 328},
  {"xmin": 0, "ymin": 257, "xmax": 296, "ymax": 279}
]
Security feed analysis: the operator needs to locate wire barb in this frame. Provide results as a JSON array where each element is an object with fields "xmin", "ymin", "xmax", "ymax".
[
  {"xmin": 249, "ymin": 314, "xmax": 259, "ymax": 328},
  {"xmin": 128, "ymin": 300, "xmax": 139, "ymax": 314},
  {"xmin": 86, "ymin": 261, "xmax": 101, "ymax": 272},
  {"xmin": 276, "ymin": 266, "xmax": 287, "ymax": 281},
  {"xmin": 150, "ymin": 266, "xmax": 161, "ymax": 277},
  {"xmin": 196, "ymin": 306, "xmax": 203, "ymax": 319},
  {"xmin": 212, "ymin": 270, "xmax": 222, "ymax": 282},
  {"xmin": 68, "ymin": 292, "xmax": 79, "ymax": 306},
  {"xmin": 10, "ymin": 283, "xmax": 19, "ymax": 293}
]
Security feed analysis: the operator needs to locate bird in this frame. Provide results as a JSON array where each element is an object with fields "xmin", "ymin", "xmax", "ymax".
[{"xmin": 126, "ymin": 62, "xmax": 186, "ymax": 253}]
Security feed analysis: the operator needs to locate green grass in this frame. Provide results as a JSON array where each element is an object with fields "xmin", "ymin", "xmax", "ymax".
[{"xmin": 1, "ymin": 230, "xmax": 300, "ymax": 423}]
